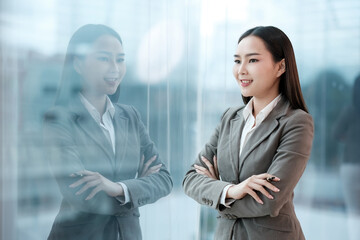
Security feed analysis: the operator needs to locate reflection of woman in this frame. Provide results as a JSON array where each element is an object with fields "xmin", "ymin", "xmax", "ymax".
[
  {"xmin": 333, "ymin": 74, "xmax": 360, "ymax": 240},
  {"xmin": 44, "ymin": 24, "xmax": 172, "ymax": 240},
  {"xmin": 183, "ymin": 26, "xmax": 314, "ymax": 239}
]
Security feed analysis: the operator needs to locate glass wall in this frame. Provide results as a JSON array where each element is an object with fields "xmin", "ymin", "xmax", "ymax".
[{"xmin": 1, "ymin": 0, "xmax": 359, "ymax": 239}]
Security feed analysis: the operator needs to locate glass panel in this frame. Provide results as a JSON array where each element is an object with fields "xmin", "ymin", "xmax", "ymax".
[{"xmin": 0, "ymin": 0, "xmax": 359, "ymax": 239}]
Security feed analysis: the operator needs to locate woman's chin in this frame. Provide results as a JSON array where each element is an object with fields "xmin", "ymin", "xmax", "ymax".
[{"xmin": 240, "ymin": 91, "xmax": 252, "ymax": 97}]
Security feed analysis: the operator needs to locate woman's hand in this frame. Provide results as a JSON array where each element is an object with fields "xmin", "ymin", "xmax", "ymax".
[
  {"xmin": 194, "ymin": 156, "xmax": 219, "ymax": 180},
  {"xmin": 69, "ymin": 170, "xmax": 124, "ymax": 200},
  {"xmin": 138, "ymin": 155, "xmax": 162, "ymax": 178},
  {"xmin": 227, "ymin": 173, "xmax": 280, "ymax": 204}
]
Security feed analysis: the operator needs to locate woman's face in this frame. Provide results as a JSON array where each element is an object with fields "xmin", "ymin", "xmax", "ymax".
[
  {"xmin": 75, "ymin": 34, "xmax": 126, "ymax": 97},
  {"xmin": 232, "ymin": 36, "xmax": 285, "ymax": 101}
]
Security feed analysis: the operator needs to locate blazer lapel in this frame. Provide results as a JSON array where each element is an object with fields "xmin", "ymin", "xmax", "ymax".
[
  {"xmin": 229, "ymin": 112, "xmax": 245, "ymax": 182},
  {"xmin": 238, "ymin": 98, "xmax": 289, "ymax": 173},
  {"xmin": 70, "ymin": 98, "xmax": 115, "ymax": 164},
  {"xmin": 113, "ymin": 106, "xmax": 129, "ymax": 170}
]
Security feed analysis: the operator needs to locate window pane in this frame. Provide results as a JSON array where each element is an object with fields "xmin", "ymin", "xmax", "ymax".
[{"xmin": 1, "ymin": 0, "xmax": 359, "ymax": 239}]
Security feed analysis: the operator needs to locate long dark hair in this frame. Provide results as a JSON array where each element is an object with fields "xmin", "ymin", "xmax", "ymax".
[
  {"xmin": 238, "ymin": 26, "xmax": 308, "ymax": 113},
  {"xmin": 55, "ymin": 24, "xmax": 123, "ymax": 106}
]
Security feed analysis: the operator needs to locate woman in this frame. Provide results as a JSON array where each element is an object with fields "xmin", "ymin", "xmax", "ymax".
[
  {"xmin": 43, "ymin": 24, "xmax": 172, "ymax": 240},
  {"xmin": 183, "ymin": 26, "xmax": 314, "ymax": 239}
]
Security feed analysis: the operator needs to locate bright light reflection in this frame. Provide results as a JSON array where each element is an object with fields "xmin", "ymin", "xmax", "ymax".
[{"xmin": 136, "ymin": 20, "xmax": 184, "ymax": 84}]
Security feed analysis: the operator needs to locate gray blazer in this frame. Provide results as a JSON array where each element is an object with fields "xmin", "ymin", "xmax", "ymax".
[
  {"xmin": 44, "ymin": 97, "xmax": 173, "ymax": 240},
  {"xmin": 183, "ymin": 98, "xmax": 314, "ymax": 240}
]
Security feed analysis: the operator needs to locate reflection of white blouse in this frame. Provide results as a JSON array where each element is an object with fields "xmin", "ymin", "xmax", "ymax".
[
  {"xmin": 221, "ymin": 94, "xmax": 282, "ymax": 207},
  {"xmin": 79, "ymin": 93, "xmax": 130, "ymax": 204},
  {"xmin": 79, "ymin": 94, "xmax": 116, "ymax": 153}
]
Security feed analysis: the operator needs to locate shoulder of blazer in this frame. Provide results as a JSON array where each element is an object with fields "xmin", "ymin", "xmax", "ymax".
[
  {"xmin": 113, "ymin": 103, "xmax": 142, "ymax": 121},
  {"xmin": 43, "ymin": 105, "xmax": 76, "ymax": 125},
  {"xmin": 281, "ymin": 106, "xmax": 313, "ymax": 124},
  {"xmin": 220, "ymin": 105, "xmax": 245, "ymax": 123},
  {"xmin": 276, "ymin": 102, "xmax": 314, "ymax": 134},
  {"xmin": 44, "ymin": 96, "xmax": 91, "ymax": 124}
]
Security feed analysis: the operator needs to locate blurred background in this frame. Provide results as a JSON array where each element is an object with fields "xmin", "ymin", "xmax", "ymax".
[{"xmin": 1, "ymin": 0, "xmax": 359, "ymax": 239}]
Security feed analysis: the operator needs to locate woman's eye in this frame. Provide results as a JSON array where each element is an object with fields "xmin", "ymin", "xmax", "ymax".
[
  {"xmin": 116, "ymin": 58, "xmax": 124, "ymax": 63},
  {"xmin": 97, "ymin": 57, "xmax": 109, "ymax": 62},
  {"xmin": 234, "ymin": 59, "xmax": 241, "ymax": 64},
  {"xmin": 249, "ymin": 59, "xmax": 258, "ymax": 63}
]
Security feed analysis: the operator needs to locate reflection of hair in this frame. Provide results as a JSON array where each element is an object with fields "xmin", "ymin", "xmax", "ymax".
[
  {"xmin": 55, "ymin": 24, "xmax": 123, "ymax": 106},
  {"xmin": 353, "ymin": 74, "xmax": 360, "ymax": 111},
  {"xmin": 238, "ymin": 26, "xmax": 308, "ymax": 113}
]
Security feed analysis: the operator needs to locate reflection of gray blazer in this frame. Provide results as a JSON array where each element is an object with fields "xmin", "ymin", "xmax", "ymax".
[
  {"xmin": 44, "ymin": 97, "xmax": 172, "ymax": 240},
  {"xmin": 183, "ymin": 98, "xmax": 314, "ymax": 240}
]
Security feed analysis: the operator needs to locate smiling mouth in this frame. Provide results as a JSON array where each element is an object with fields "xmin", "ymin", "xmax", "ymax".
[
  {"xmin": 240, "ymin": 79, "xmax": 253, "ymax": 84},
  {"xmin": 104, "ymin": 78, "xmax": 118, "ymax": 82},
  {"xmin": 239, "ymin": 79, "xmax": 253, "ymax": 87}
]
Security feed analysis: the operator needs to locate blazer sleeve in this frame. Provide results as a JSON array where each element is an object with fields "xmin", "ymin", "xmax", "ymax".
[
  {"xmin": 121, "ymin": 106, "xmax": 173, "ymax": 209},
  {"xmin": 43, "ymin": 107, "xmax": 133, "ymax": 216},
  {"xmin": 220, "ymin": 111, "xmax": 314, "ymax": 218},
  {"xmin": 182, "ymin": 108, "xmax": 232, "ymax": 209}
]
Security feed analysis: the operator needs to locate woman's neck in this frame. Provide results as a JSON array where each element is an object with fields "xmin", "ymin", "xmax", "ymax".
[
  {"xmin": 81, "ymin": 91, "xmax": 107, "ymax": 116},
  {"xmin": 252, "ymin": 93, "xmax": 279, "ymax": 118}
]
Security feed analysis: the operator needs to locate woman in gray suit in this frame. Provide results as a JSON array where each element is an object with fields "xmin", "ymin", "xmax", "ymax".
[
  {"xmin": 44, "ymin": 24, "xmax": 172, "ymax": 240},
  {"xmin": 183, "ymin": 26, "xmax": 314, "ymax": 239}
]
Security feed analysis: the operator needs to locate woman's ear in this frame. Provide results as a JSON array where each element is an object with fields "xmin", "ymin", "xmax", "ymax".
[
  {"xmin": 73, "ymin": 57, "xmax": 83, "ymax": 75},
  {"xmin": 276, "ymin": 59, "xmax": 286, "ymax": 77}
]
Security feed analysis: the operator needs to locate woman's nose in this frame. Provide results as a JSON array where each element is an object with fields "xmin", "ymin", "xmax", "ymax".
[
  {"xmin": 237, "ymin": 63, "xmax": 247, "ymax": 75},
  {"xmin": 109, "ymin": 59, "xmax": 119, "ymax": 73}
]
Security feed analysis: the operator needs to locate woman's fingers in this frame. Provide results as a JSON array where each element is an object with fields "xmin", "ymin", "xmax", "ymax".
[
  {"xmin": 148, "ymin": 164, "xmax": 162, "ymax": 172},
  {"xmin": 143, "ymin": 164, "xmax": 162, "ymax": 177},
  {"xmin": 228, "ymin": 173, "xmax": 281, "ymax": 203},
  {"xmin": 69, "ymin": 170, "xmax": 123, "ymax": 199},
  {"xmin": 261, "ymin": 179, "xmax": 280, "ymax": 193},
  {"xmin": 76, "ymin": 179, "xmax": 101, "ymax": 195},
  {"xmin": 69, "ymin": 171, "xmax": 103, "ymax": 196},
  {"xmin": 246, "ymin": 174, "xmax": 281, "ymax": 201},
  {"xmin": 144, "ymin": 155, "xmax": 157, "ymax": 169},
  {"xmin": 85, "ymin": 185, "xmax": 102, "ymax": 200},
  {"xmin": 201, "ymin": 156, "xmax": 216, "ymax": 178},
  {"xmin": 141, "ymin": 155, "xmax": 157, "ymax": 176},
  {"xmin": 69, "ymin": 177, "xmax": 88, "ymax": 188},
  {"xmin": 248, "ymin": 181, "xmax": 274, "ymax": 200},
  {"xmin": 75, "ymin": 170, "xmax": 95, "ymax": 176},
  {"xmin": 194, "ymin": 165, "xmax": 212, "ymax": 178},
  {"xmin": 250, "ymin": 174, "xmax": 280, "ymax": 192},
  {"xmin": 246, "ymin": 188, "xmax": 263, "ymax": 204},
  {"xmin": 195, "ymin": 169, "xmax": 211, "ymax": 178},
  {"xmin": 194, "ymin": 164, "xmax": 207, "ymax": 171},
  {"xmin": 257, "ymin": 173, "xmax": 280, "ymax": 182},
  {"xmin": 69, "ymin": 174, "xmax": 98, "ymax": 188},
  {"xmin": 251, "ymin": 177, "xmax": 280, "ymax": 193}
]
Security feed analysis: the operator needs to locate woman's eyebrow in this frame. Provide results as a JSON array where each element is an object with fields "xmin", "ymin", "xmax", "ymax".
[
  {"xmin": 95, "ymin": 51, "xmax": 125, "ymax": 56},
  {"xmin": 233, "ymin": 53, "xmax": 260, "ymax": 58}
]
